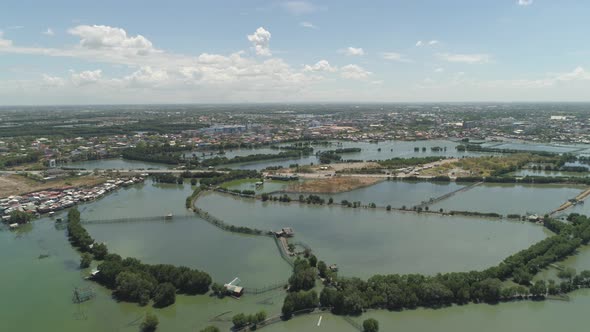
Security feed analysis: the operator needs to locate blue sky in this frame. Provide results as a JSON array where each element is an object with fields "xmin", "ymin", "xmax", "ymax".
[{"xmin": 1, "ymin": 0, "xmax": 589, "ymax": 104}]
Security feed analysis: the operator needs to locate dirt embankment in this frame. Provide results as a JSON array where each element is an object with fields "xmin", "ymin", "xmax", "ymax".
[
  {"xmin": 0, "ymin": 174, "xmax": 106, "ymax": 198},
  {"xmin": 286, "ymin": 176, "xmax": 382, "ymax": 194}
]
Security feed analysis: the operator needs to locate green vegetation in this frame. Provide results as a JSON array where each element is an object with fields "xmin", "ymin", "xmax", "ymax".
[
  {"xmin": 122, "ymin": 142, "xmax": 191, "ymax": 165},
  {"xmin": 80, "ymin": 252, "xmax": 92, "ymax": 269},
  {"xmin": 0, "ymin": 152, "xmax": 41, "ymax": 168},
  {"xmin": 282, "ymin": 290, "xmax": 319, "ymax": 318},
  {"xmin": 231, "ymin": 311, "xmax": 267, "ymax": 329},
  {"xmin": 317, "ymin": 148, "xmax": 362, "ymax": 164},
  {"xmin": 199, "ymin": 170, "xmax": 259, "ymax": 187},
  {"xmin": 363, "ymin": 318, "xmax": 379, "ymax": 332},
  {"xmin": 201, "ymin": 149, "xmax": 312, "ymax": 167},
  {"xmin": 185, "ymin": 187, "xmax": 202, "ymax": 209},
  {"xmin": 377, "ymin": 156, "xmax": 444, "ymax": 168},
  {"xmin": 141, "ymin": 312, "xmax": 159, "ymax": 332},
  {"xmin": 288, "ymin": 258, "xmax": 317, "ymax": 292},
  {"xmin": 9, "ymin": 210, "xmax": 33, "ymax": 224},
  {"xmin": 448, "ymin": 211, "xmax": 502, "ymax": 218}
]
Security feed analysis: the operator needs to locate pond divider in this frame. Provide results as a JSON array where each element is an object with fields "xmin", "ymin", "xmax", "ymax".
[{"xmin": 415, "ymin": 181, "xmax": 483, "ymax": 208}]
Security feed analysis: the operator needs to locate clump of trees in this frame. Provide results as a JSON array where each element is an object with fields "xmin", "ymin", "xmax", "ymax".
[
  {"xmin": 363, "ymin": 318, "xmax": 379, "ymax": 332},
  {"xmin": 288, "ymin": 258, "xmax": 317, "ymax": 292},
  {"xmin": 123, "ymin": 143, "xmax": 188, "ymax": 165},
  {"xmin": 377, "ymin": 156, "xmax": 444, "ymax": 168},
  {"xmin": 141, "ymin": 312, "xmax": 159, "ymax": 332},
  {"xmin": 201, "ymin": 150, "xmax": 310, "ymax": 167},
  {"xmin": 9, "ymin": 210, "xmax": 33, "ymax": 224},
  {"xmin": 232, "ymin": 311, "xmax": 267, "ymax": 329},
  {"xmin": 66, "ymin": 208, "xmax": 109, "ymax": 260},
  {"xmin": 199, "ymin": 170, "xmax": 259, "ymax": 187},
  {"xmin": 282, "ymin": 290, "xmax": 318, "ymax": 318}
]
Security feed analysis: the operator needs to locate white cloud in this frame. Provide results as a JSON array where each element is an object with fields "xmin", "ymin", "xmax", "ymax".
[
  {"xmin": 340, "ymin": 64, "xmax": 371, "ymax": 80},
  {"xmin": 555, "ymin": 66, "xmax": 590, "ymax": 81},
  {"xmin": 123, "ymin": 66, "xmax": 170, "ymax": 87},
  {"xmin": 434, "ymin": 68, "xmax": 445, "ymax": 73},
  {"xmin": 70, "ymin": 69, "xmax": 102, "ymax": 86},
  {"xmin": 0, "ymin": 31, "xmax": 13, "ymax": 48},
  {"xmin": 7, "ymin": 26, "xmax": 24, "ymax": 30},
  {"xmin": 416, "ymin": 40, "xmax": 439, "ymax": 47},
  {"xmin": 381, "ymin": 52, "xmax": 411, "ymax": 62},
  {"xmin": 42, "ymin": 74, "xmax": 65, "ymax": 87},
  {"xmin": 299, "ymin": 21, "xmax": 317, "ymax": 29},
  {"xmin": 42, "ymin": 28, "xmax": 55, "ymax": 36},
  {"xmin": 68, "ymin": 25, "xmax": 154, "ymax": 55},
  {"xmin": 437, "ymin": 53, "xmax": 491, "ymax": 64},
  {"xmin": 518, "ymin": 0, "xmax": 533, "ymax": 6},
  {"xmin": 282, "ymin": 1, "xmax": 317, "ymax": 15},
  {"xmin": 247, "ymin": 27, "xmax": 272, "ymax": 56},
  {"xmin": 303, "ymin": 60, "xmax": 336, "ymax": 72},
  {"xmin": 340, "ymin": 47, "xmax": 365, "ymax": 56}
]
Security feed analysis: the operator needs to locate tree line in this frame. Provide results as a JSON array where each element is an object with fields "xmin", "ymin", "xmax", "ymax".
[
  {"xmin": 66, "ymin": 208, "xmax": 212, "ymax": 308},
  {"xmin": 280, "ymin": 213, "xmax": 590, "ymax": 318}
]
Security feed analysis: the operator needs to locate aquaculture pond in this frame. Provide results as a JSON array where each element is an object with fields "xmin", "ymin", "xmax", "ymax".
[
  {"xmin": 68, "ymin": 158, "xmax": 172, "ymax": 170},
  {"xmin": 267, "ymin": 288, "xmax": 590, "ymax": 332},
  {"xmin": 81, "ymin": 182, "xmax": 291, "ymax": 288},
  {"xmin": 196, "ymin": 192, "xmax": 550, "ymax": 279},
  {"xmin": 429, "ymin": 183, "xmax": 584, "ymax": 216},
  {"xmin": 221, "ymin": 178, "xmax": 292, "ymax": 194},
  {"xmin": 219, "ymin": 139, "xmax": 495, "ymax": 170},
  {"xmin": 510, "ymin": 169, "xmax": 590, "ymax": 177},
  {"xmin": 481, "ymin": 142, "xmax": 585, "ymax": 154},
  {"xmin": 284, "ymin": 180, "xmax": 467, "ymax": 208},
  {"xmin": 0, "ymin": 213, "xmax": 287, "ymax": 332}
]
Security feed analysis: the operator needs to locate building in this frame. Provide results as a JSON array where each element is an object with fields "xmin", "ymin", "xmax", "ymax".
[{"xmin": 275, "ymin": 227, "xmax": 294, "ymax": 238}]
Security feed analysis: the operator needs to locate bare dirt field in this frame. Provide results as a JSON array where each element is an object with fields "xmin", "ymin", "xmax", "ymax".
[
  {"xmin": 286, "ymin": 176, "xmax": 383, "ymax": 193},
  {"xmin": 0, "ymin": 174, "xmax": 106, "ymax": 198}
]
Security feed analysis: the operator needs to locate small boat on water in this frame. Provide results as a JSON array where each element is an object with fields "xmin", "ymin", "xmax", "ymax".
[{"xmin": 165, "ymin": 213, "xmax": 173, "ymax": 220}]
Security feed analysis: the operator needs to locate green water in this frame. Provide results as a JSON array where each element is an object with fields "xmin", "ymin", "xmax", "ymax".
[
  {"xmin": 3, "ymin": 179, "xmax": 590, "ymax": 331},
  {"xmin": 223, "ymin": 179, "xmax": 292, "ymax": 194},
  {"xmin": 267, "ymin": 289, "xmax": 590, "ymax": 332},
  {"xmin": 430, "ymin": 183, "xmax": 584, "ymax": 216},
  {"xmin": 80, "ymin": 182, "xmax": 291, "ymax": 288},
  {"xmin": 196, "ymin": 192, "xmax": 549, "ymax": 278},
  {"xmin": 69, "ymin": 158, "xmax": 172, "ymax": 170}
]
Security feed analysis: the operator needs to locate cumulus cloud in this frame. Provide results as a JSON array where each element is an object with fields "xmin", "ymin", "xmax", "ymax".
[
  {"xmin": 437, "ymin": 53, "xmax": 491, "ymax": 64},
  {"xmin": 416, "ymin": 40, "xmax": 439, "ymax": 47},
  {"xmin": 518, "ymin": 0, "xmax": 533, "ymax": 6},
  {"xmin": 42, "ymin": 28, "xmax": 55, "ymax": 36},
  {"xmin": 247, "ymin": 27, "xmax": 272, "ymax": 56},
  {"xmin": 299, "ymin": 21, "xmax": 317, "ymax": 29},
  {"xmin": 42, "ymin": 74, "xmax": 65, "ymax": 87},
  {"xmin": 340, "ymin": 64, "xmax": 371, "ymax": 80},
  {"xmin": 68, "ymin": 25, "xmax": 154, "ymax": 55},
  {"xmin": 340, "ymin": 47, "xmax": 365, "ymax": 56},
  {"xmin": 555, "ymin": 66, "xmax": 590, "ymax": 81},
  {"xmin": 282, "ymin": 1, "xmax": 317, "ymax": 15},
  {"xmin": 381, "ymin": 52, "xmax": 411, "ymax": 62},
  {"xmin": 123, "ymin": 66, "xmax": 169, "ymax": 87},
  {"xmin": 70, "ymin": 69, "xmax": 102, "ymax": 86},
  {"xmin": 303, "ymin": 60, "xmax": 336, "ymax": 72}
]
